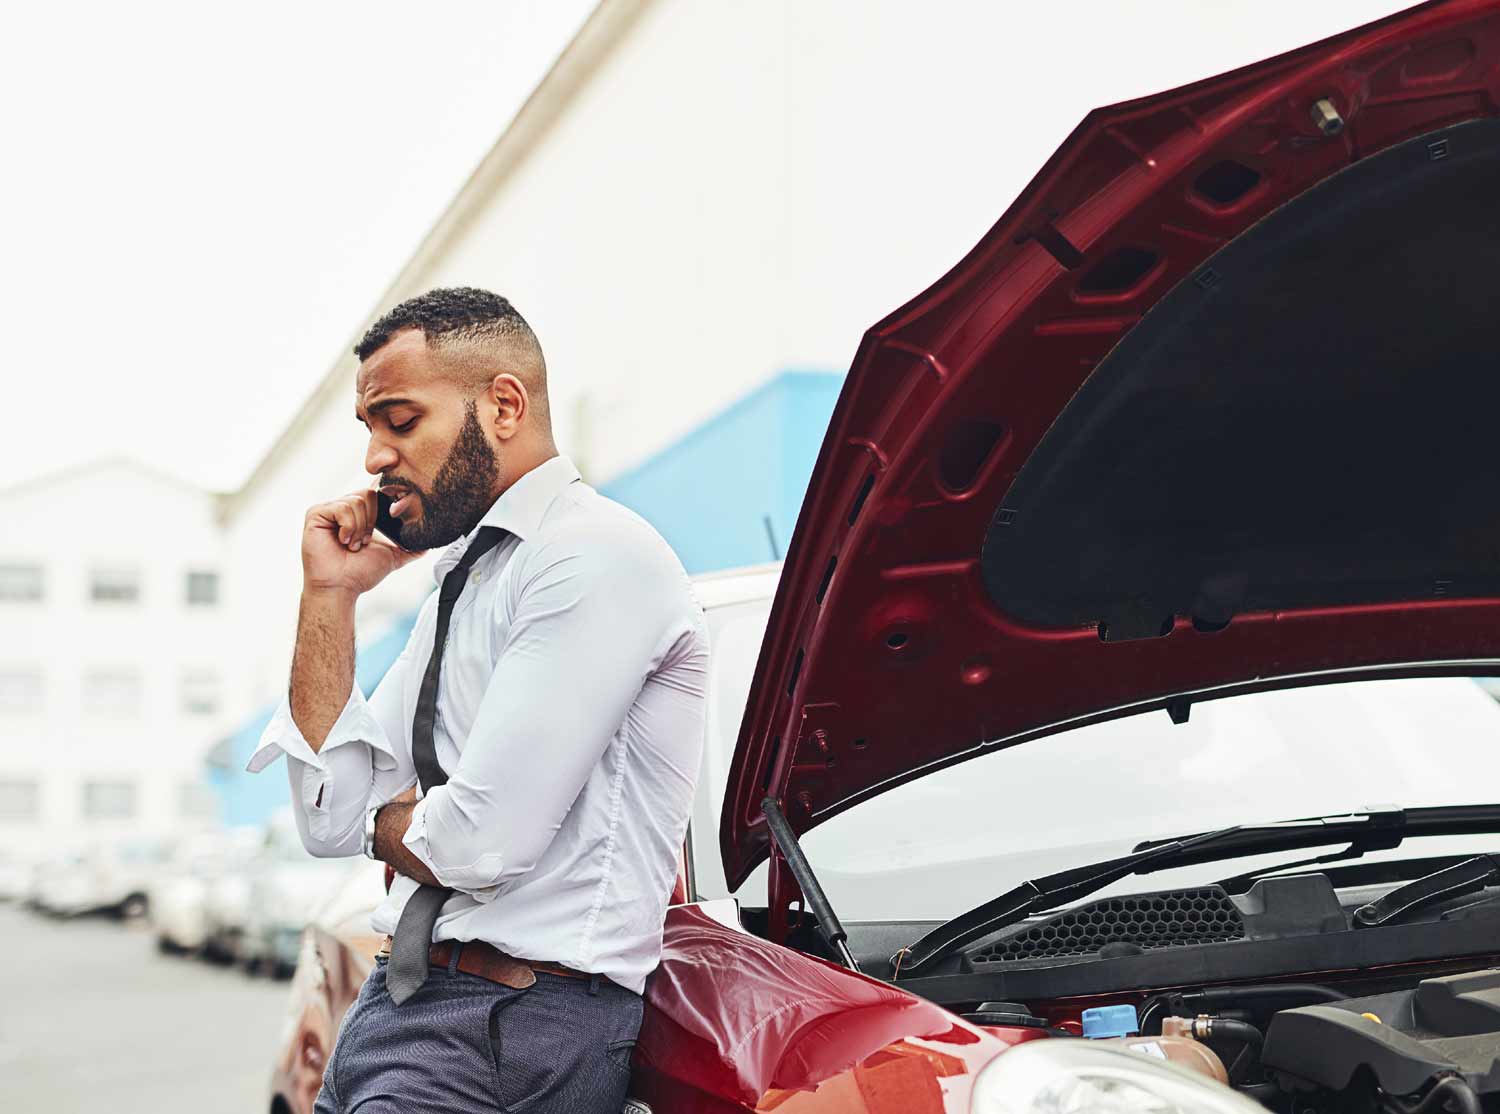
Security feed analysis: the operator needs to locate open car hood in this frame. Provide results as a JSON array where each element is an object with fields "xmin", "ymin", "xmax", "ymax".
[{"xmin": 722, "ymin": 0, "xmax": 1500, "ymax": 889}]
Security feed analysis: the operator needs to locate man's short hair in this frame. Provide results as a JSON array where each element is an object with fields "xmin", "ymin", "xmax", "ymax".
[
  {"xmin": 355, "ymin": 287, "xmax": 549, "ymax": 423},
  {"xmin": 355, "ymin": 287, "xmax": 537, "ymax": 362}
]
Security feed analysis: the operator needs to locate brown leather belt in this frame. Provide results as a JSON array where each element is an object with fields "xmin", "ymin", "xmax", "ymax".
[{"xmin": 378, "ymin": 936, "xmax": 593, "ymax": 990}]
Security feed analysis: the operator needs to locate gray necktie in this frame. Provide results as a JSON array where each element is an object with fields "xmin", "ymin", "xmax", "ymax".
[{"xmin": 386, "ymin": 527, "xmax": 505, "ymax": 1005}]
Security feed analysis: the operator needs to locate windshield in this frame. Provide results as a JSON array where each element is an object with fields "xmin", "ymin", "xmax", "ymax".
[{"xmin": 703, "ymin": 602, "xmax": 1500, "ymax": 920}]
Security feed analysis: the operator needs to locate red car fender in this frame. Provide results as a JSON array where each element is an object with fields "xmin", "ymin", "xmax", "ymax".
[{"xmin": 634, "ymin": 904, "xmax": 1040, "ymax": 1112}]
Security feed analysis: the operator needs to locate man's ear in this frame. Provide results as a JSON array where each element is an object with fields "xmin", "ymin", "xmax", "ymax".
[{"xmin": 488, "ymin": 373, "xmax": 527, "ymax": 440}]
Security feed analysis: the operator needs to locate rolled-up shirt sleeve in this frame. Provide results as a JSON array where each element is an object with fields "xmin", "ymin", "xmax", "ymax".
[
  {"xmin": 246, "ymin": 646, "xmax": 416, "ymax": 858},
  {"xmin": 402, "ymin": 523, "xmax": 687, "ymax": 896}
]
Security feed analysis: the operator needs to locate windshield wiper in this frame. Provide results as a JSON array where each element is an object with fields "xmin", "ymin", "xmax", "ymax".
[
  {"xmin": 894, "ymin": 803, "xmax": 1500, "ymax": 977},
  {"xmin": 1352, "ymin": 854, "xmax": 1500, "ymax": 928}
]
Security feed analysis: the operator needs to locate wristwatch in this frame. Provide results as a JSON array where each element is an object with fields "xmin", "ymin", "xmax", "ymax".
[{"xmin": 362, "ymin": 803, "xmax": 381, "ymax": 860}]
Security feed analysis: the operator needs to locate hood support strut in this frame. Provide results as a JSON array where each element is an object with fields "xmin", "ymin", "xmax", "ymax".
[{"xmin": 762, "ymin": 796, "xmax": 860, "ymax": 972}]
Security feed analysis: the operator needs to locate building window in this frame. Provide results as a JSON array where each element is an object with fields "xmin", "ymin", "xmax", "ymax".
[
  {"xmin": 90, "ymin": 567, "xmax": 141, "ymax": 604},
  {"xmin": 185, "ymin": 570, "xmax": 219, "ymax": 607},
  {"xmin": 83, "ymin": 670, "xmax": 142, "ymax": 716},
  {"xmin": 0, "ymin": 670, "xmax": 42, "ymax": 715},
  {"xmin": 82, "ymin": 780, "xmax": 137, "ymax": 820},
  {"xmin": 180, "ymin": 670, "xmax": 220, "ymax": 716},
  {"xmin": 178, "ymin": 781, "xmax": 218, "ymax": 820},
  {"xmin": 0, "ymin": 564, "xmax": 43, "ymax": 602},
  {"xmin": 0, "ymin": 779, "xmax": 40, "ymax": 821}
]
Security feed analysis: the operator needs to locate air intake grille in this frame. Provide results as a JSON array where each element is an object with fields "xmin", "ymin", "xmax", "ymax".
[{"xmin": 970, "ymin": 887, "xmax": 1245, "ymax": 964}]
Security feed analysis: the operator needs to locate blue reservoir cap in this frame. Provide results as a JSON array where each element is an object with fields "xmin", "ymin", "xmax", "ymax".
[{"xmin": 1081, "ymin": 1004, "xmax": 1140, "ymax": 1039}]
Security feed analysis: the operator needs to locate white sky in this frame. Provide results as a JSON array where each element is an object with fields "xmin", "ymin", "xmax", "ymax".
[
  {"xmin": 2, "ymin": 1, "xmax": 1416, "ymax": 495},
  {"xmin": 1, "ymin": 1, "xmax": 595, "ymax": 492}
]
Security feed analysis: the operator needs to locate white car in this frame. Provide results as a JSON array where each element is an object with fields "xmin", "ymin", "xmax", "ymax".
[
  {"xmin": 35, "ymin": 839, "xmax": 169, "ymax": 919},
  {"xmin": 0, "ymin": 851, "xmax": 32, "ymax": 902},
  {"xmin": 240, "ymin": 813, "xmax": 353, "ymax": 977},
  {"xmin": 31, "ymin": 849, "xmax": 89, "ymax": 915},
  {"xmin": 149, "ymin": 828, "xmax": 261, "ymax": 953},
  {"xmin": 203, "ymin": 845, "xmax": 260, "ymax": 960}
]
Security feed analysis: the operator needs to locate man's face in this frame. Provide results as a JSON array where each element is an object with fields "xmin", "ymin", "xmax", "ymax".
[{"xmin": 355, "ymin": 330, "xmax": 501, "ymax": 552}]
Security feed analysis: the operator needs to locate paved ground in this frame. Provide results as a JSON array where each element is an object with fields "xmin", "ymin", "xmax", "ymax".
[{"xmin": 0, "ymin": 902, "xmax": 288, "ymax": 1113}]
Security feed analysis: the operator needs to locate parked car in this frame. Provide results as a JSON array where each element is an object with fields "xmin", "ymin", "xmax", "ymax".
[
  {"xmin": 0, "ymin": 851, "xmax": 33, "ymax": 903},
  {"xmin": 268, "ymin": 858, "xmax": 391, "ymax": 1113},
  {"xmin": 202, "ymin": 859, "xmax": 255, "ymax": 961},
  {"xmin": 276, "ymin": 4, "xmax": 1500, "ymax": 1112},
  {"xmin": 34, "ymin": 838, "xmax": 169, "ymax": 919},
  {"xmin": 240, "ymin": 813, "xmax": 354, "ymax": 977},
  {"xmin": 149, "ymin": 828, "xmax": 262, "ymax": 954},
  {"xmin": 24, "ymin": 849, "xmax": 75, "ymax": 911},
  {"xmin": 201, "ymin": 813, "xmax": 303, "ymax": 963}
]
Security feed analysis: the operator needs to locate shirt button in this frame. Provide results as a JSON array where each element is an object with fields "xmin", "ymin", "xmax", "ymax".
[{"xmin": 472, "ymin": 570, "xmax": 484, "ymax": 583}]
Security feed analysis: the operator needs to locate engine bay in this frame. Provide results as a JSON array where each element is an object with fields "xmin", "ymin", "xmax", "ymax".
[
  {"xmin": 866, "ymin": 865, "xmax": 1500, "ymax": 1112},
  {"xmin": 954, "ymin": 964, "xmax": 1500, "ymax": 1113},
  {"xmin": 1263, "ymin": 971, "xmax": 1500, "ymax": 1110},
  {"xmin": 752, "ymin": 804, "xmax": 1500, "ymax": 1113}
]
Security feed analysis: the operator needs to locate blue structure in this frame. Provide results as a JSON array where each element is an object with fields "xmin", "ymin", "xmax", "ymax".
[
  {"xmin": 599, "ymin": 370, "xmax": 843, "ymax": 572},
  {"xmin": 207, "ymin": 368, "xmax": 843, "ymax": 823}
]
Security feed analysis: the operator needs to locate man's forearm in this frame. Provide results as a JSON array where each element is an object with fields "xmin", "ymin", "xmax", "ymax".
[
  {"xmin": 372, "ymin": 801, "xmax": 443, "ymax": 888},
  {"xmin": 289, "ymin": 588, "xmax": 358, "ymax": 753}
]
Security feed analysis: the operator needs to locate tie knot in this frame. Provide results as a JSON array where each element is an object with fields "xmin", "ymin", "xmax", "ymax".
[
  {"xmin": 440, "ymin": 527, "xmax": 505, "ymax": 602},
  {"xmin": 458, "ymin": 526, "xmax": 505, "ymax": 569}
]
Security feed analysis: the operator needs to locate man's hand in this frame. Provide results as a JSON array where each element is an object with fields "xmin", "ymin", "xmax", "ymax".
[
  {"xmin": 302, "ymin": 490, "xmax": 422, "ymax": 598},
  {"xmin": 373, "ymin": 796, "xmax": 442, "ymax": 888},
  {"xmin": 290, "ymin": 492, "xmax": 422, "ymax": 752}
]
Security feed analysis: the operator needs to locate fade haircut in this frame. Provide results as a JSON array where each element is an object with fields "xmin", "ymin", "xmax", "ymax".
[{"xmin": 355, "ymin": 286, "xmax": 550, "ymax": 426}]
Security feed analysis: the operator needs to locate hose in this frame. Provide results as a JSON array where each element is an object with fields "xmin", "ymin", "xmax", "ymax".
[
  {"xmin": 1196, "ymin": 1017, "xmax": 1264, "ymax": 1051},
  {"xmin": 1178, "ymin": 982, "xmax": 1345, "ymax": 1007},
  {"xmin": 1139, "ymin": 983, "xmax": 1343, "ymax": 1035},
  {"xmin": 1385, "ymin": 1075, "xmax": 1481, "ymax": 1114},
  {"xmin": 1190, "ymin": 1017, "xmax": 1263, "ymax": 1086}
]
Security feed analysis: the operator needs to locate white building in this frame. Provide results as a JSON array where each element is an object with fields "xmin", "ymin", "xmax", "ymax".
[
  {"xmin": 211, "ymin": 0, "xmax": 1405, "ymax": 812},
  {"xmin": 0, "ymin": 459, "xmax": 230, "ymax": 860}
]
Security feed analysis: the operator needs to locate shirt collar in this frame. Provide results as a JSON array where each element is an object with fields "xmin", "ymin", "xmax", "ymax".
[{"xmin": 432, "ymin": 454, "xmax": 581, "ymax": 583}]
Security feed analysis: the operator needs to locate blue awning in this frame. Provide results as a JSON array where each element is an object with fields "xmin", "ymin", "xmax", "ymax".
[
  {"xmin": 205, "ymin": 609, "xmax": 419, "ymax": 827},
  {"xmin": 598, "ymin": 370, "xmax": 842, "ymax": 573}
]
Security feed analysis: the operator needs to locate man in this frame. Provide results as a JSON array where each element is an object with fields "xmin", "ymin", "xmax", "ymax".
[{"xmin": 247, "ymin": 287, "xmax": 708, "ymax": 1113}]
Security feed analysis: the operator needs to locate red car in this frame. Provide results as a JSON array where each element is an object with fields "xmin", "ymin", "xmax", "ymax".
[{"xmin": 282, "ymin": 3, "xmax": 1500, "ymax": 1112}]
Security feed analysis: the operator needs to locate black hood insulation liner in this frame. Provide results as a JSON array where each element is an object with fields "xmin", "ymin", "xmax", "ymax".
[{"xmin": 983, "ymin": 120, "xmax": 1500, "ymax": 641}]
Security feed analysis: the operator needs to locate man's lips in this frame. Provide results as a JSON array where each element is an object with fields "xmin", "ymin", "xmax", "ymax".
[{"xmin": 380, "ymin": 485, "xmax": 416, "ymax": 518}]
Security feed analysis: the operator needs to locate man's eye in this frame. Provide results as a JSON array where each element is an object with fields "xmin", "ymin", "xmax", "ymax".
[{"xmin": 391, "ymin": 417, "xmax": 417, "ymax": 433}]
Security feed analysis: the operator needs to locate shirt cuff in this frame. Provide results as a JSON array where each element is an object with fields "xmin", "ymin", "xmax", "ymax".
[
  {"xmin": 245, "ymin": 685, "xmax": 400, "ymax": 774},
  {"xmin": 401, "ymin": 792, "xmax": 503, "ymax": 903}
]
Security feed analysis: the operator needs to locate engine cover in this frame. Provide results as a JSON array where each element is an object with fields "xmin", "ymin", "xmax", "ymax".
[{"xmin": 1263, "ymin": 969, "xmax": 1500, "ymax": 1096}]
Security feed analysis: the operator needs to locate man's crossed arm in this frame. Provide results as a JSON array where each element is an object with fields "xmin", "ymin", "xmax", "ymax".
[{"xmin": 371, "ymin": 793, "xmax": 442, "ymax": 889}]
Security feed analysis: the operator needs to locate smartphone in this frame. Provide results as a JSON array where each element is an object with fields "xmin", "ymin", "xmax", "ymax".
[{"xmin": 374, "ymin": 491, "xmax": 404, "ymax": 546}]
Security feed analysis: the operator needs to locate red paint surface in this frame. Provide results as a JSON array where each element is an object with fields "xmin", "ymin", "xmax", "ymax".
[
  {"xmin": 670, "ymin": 844, "xmax": 690, "ymax": 906},
  {"xmin": 635, "ymin": 905, "xmax": 1031, "ymax": 1111},
  {"xmin": 722, "ymin": 0, "xmax": 1500, "ymax": 893}
]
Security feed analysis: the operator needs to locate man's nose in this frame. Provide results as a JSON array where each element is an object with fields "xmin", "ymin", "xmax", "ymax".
[{"xmin": 365, "ymin": 437, "xmax": 398, "ymax": 476}]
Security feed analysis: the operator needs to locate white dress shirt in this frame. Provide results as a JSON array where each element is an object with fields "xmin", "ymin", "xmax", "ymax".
[{"xmin": 247, "ymin": 455, "xmax": 708, "ymax": 993}]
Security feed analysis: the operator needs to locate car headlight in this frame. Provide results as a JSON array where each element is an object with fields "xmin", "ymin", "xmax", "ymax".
[{"xmin": 971, "ymin": 1040, "xmax": 1266, "ymax": 1114}]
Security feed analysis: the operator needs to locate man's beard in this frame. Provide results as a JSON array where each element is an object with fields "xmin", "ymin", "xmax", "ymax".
[{"xmin": 382, "ymin": 402, "xmax": 499, "ymax": 552}]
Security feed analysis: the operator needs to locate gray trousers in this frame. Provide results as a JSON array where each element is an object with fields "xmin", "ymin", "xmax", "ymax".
[{"xmin": 314, "ymin": 954, "xmax": 643, "ymax": 1113}]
